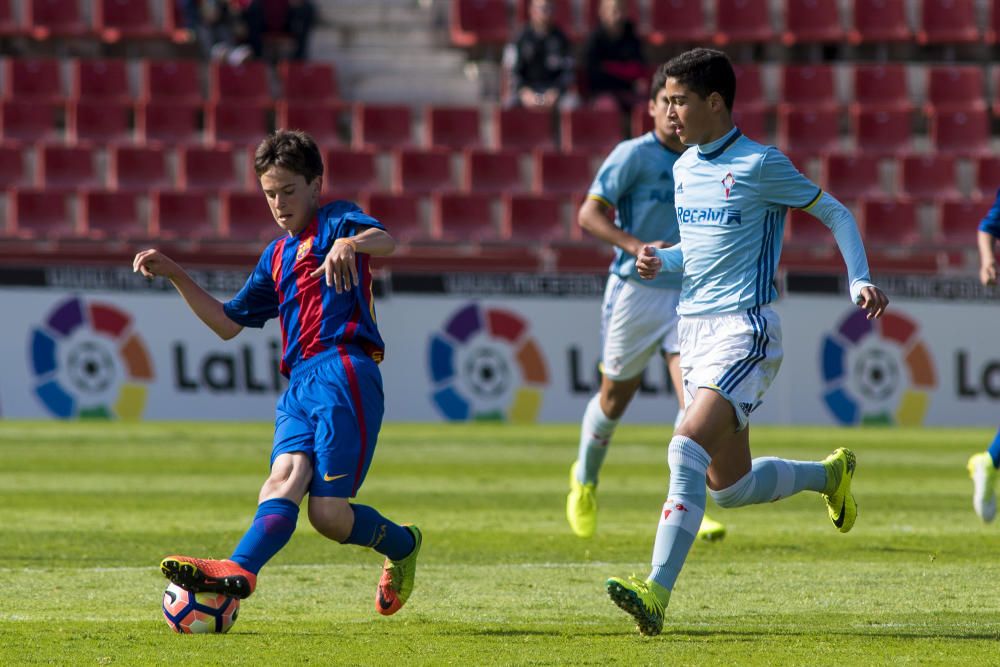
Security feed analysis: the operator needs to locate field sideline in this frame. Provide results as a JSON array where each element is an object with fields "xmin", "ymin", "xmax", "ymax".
[{"xmin": 1, "ymin": 421, "xmax": 998, "ymax": 666}]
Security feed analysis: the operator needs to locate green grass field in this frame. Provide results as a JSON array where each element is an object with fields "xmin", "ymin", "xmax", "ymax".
[{"xmin": 1, "ymin": 421, "xmax": 998, "ymax": 666}]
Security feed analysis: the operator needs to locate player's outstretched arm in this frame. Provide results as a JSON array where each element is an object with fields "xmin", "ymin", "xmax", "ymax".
[
  {"xmin": 133, "ymin": 248, "xmax": 243, "ymax": 339},
  {"xmin": 310, "ymin": 227, "xmax": 396, "ymax": 293},
  {"xmin": 978, "ymin": 229, "xmax": 998, "ymax": 286}
]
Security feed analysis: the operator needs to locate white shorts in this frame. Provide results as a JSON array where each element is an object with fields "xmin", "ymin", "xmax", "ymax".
[
  {"xmin": 600, "ymin": 275, "xmax": 681, "ymax": 381},
  {"xmin": 679, "ymin": 305, "xmax": 783, "ymax": 430}
]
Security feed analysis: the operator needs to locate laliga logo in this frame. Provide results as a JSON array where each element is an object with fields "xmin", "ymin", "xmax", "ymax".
[
  {"xmin": 820, "ymin": 309, "xmax": 936, "ymax": 426},
  {"xmin": 29, "ymin": 297, "xmax": 154, "ymax": 419},
  {"xmin": 427, "ymin": 303, "xmax": 548, "ymax": 422}
]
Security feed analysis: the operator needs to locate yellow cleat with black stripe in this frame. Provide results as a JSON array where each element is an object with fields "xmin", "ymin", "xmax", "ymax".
[
  {"xmin": 606, "ymin": 575, "xmax": 669, "ymax": 637},
  {"xmin": 822, "ymin": 448, "xmax": 857, "ymax": 533}
]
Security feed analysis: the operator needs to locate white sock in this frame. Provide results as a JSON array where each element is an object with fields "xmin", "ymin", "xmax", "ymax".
[{"xmin": 576, "ymin": 394, "xmax": 618, "ymax": 484}]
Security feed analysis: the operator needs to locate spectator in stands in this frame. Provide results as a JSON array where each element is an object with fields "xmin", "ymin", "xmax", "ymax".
[
  {"xmin": 503, "ymin": 0, "xmax": 578, "ymax": 110},
  {"xmin": 582, "ymin": 0, "xmax": 646, "ymax": 113},
  {"xmin": 965, "ymin": 189, "xmax": 1000, "ymax": 525},
  {"xmin": 181, "ymin": 0, "xmax": 315, "ymax": 63}
]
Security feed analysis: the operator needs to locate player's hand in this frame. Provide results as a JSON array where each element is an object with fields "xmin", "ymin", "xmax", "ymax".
[
  {"xmin": 635, "ymin": 245, "xmax": 662, "ymax": 280},
  {"xmin": 980, "ymin": 262, "xmax": 997, "ymax": 286},
  {"xmin": 312, "ymin": 238, "xmax": 358, "ymax": 293},
  {"xmin": 132, "ymin": 248, "xmax": 179, "ymax": 281},
  {"xmin": 856, "ymin": 285, "xmax": 889, "ymax": 320},
  {"xmin": 627, "ymin": 239, "xmax": 667, "ymax": 257}
]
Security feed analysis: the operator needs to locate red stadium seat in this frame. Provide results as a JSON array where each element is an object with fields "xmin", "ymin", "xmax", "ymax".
[
  {"xmin": 135, "ymin": 101, "xmax": 201, "ymax": 145},
  {"xmin": 0, "ymin": 100, "xmax": 60, "ymax": 142},
  {"xmin": 820, "ymin": 152, "xmax": 884, "ymax": 201},
  {"xmin": 936, "ymin": 197, "xmax": 989, "ymax": 246},
  {"xmin": 323, "ymin": 147, "xmax": 380, "ymax": 195},
  {"xmin": 732, "ymin": 108, "xmax": 770, "ymax": 143},
  {"xmin": 777, "ymin": 108, "xmax": 841, "ymax": 154},
  {"xmin": 503, "ymin": 193, "xmax": 568, "ymax": 242},
  {"xmin": 426, "ymin": 106, "xmax": 482, "ymax": 149},
  {"xmin": 550, "ymin": 240, "xmax": 615, "ymax": 273},
  {"xmin": 858, "ymin": 198, "xmax": 920, "ymax": 246},
  {"xmin": 917, "ymin": 0, "xmax": 980, "ymax": 44},
  {"xmin": 924, "ymin": 66, "xmax": 986, "ymax": 116},
  {"xmin": 67, "ymin": 100, "xmax": 132, "ymax": 144},
  {"xmin": 0, "ymin": 143, "xmax": 31, "ymax": 188},
  {"xmin": 361, "ymin": 192, "xmax": 427, "ymax": 243},
  {"xmin": 9, "ymin": 189, "xmax": 77, "ymax": 239},
  {"xmin": 94, "ymin": 0, "xmax": 159, "ymax": 43},
  {"xmin": 990, "ymin": 0, "xmax": 1000, "ymax": 43},
  {"xmin": 974, "ymin": 157, "xmax": 1000, "ymax": 199},
  {"xmin": 79, "ymin": 191, "xmax": 146, "ymax": 240},
  {"xmin": 850, "ymin": 108, "xmax": 913, "ymax": 155},
  {"xmin": 463, "ymin": 148, "xmax": 524, "ymax": 193},
  {"xmin": 560, "ymin": 107, "xmax": 623, "ymax": 154},
  {"xmin": 849, "ymin": 64, "xmax": 911, "ymax": 113},
  {"xmin": 220, "ymin": 191, "xmax": 280, "ymax": 243},
  {"xmin": 3, "ymin": 58, "xmax": 63, "ymax": 103},
  {"xmin": 140, "ymin": 60, "xmax": 203, "ymax": 105},
  {"xmin": 277, "ymin": 61, "xmax": 340, "ymax": 104},
  {"xmin": 276, "ymin": 101, "xmax": 344, "ymax": 146},
  {"xmin": 898, "ymin": 154, "xmax": 959, "ymax": 200},
  {"xmin": 432, "ymin": 192, "xmax": 498, "ymax": 242},
  {"xmin": 782, "ymin": 0, "xmax": 845, "ymax": 45},
  {"xmin": 733, "ymin": 64, "xmax": 770, "ymax": 112},
  {"xmin": 494, "ymin": 107, "xmax": 555, "ymax": 151},
  {"xmin": 208, "ymin": 62, "xmax": 272, "ymax": 106},
  {"xmin": 450, "ymin": 0, "xmax": 510, "ymax": 48},
  {"xmin": 534, "ymin": 150, "xmax": 594, "ymax": 195},
  {"xmin": 109, "ymin": 146, "xmax": 171, "ymax": 192},
  {"xmin": 648, "ymin": 0, "xmax": 708, "ymax": 45},
  {"xmin": 27, "ymin": 0, "xmax": 91, "ymax": 40},
  {"xmin": 37, "ymin": 143, "xmax": 100, "ymax": 189},
  {"xmin": 713, "ymin": 0, "xmax": 775, "ymax": 45},
  {"xmin": 516, "ymin": 0, "xmax": 577, "ymax": 40},
  {"xmin": 929, "ymin": 108, "xmax": 991, "ymax": 156},
  {"xmin": 0, "ymin": 0, "xmax": 19, "ymax": 37},
  {"xmin": 849, "ymin": 0, "xmax": 911, "ymax": 44},
  {"xmin": 631, "ymin": 104, "xmax": 654, "ymax": 137},
  {"xmin": 392, "ymin": 148, "xmax": 454, "ymax": 194},
  {"xmin": 205, "ymin": 102, "xmax": 271, "ymax": 146},
  {"xmin": 177, "ymin": 146, "xmax": 241, "ymax": 192},
  {"xmin": 779, "ymin": 65, "xmax": 839, "ymax": 112},
  {"xmin": 70, "ymin": 59, "xmax": 131, "ymax": 103},
  {"xmin": 993, "ymin": 67, "xmax": 1000, "ymax": 117},
  {"xmin": 150, "ymin": 191, "xmax": 217, "ymax": 241},
  {"xmin": 352, "ymin": 103, "xmax": 413, "ymax": 149},
  {"xmin": 785, "ymin": 207, "xmax": 836, "ymax": 247}
]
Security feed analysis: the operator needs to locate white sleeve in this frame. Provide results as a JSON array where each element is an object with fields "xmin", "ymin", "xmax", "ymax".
[{"xmin": 804, "ymin": 192, "xmax": 874, "ymax": 303}]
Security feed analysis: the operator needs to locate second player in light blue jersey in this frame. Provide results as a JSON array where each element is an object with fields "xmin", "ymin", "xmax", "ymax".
[
  {"xmin": 605, "ymin": 48, "xmax": 889, "ymax": 637},
  {"xmin": 566, "ymin": 64, "xmax": 726, "ymax": 543}
]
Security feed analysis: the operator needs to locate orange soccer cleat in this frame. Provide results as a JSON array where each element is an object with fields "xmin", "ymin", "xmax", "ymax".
[
  {"xmin": 160, "ymin": 556, "xmax": 257, "ymax": 599},
  {"xmin": 375, "ymin": 525, "xmax": 422, "ymax": 616}
]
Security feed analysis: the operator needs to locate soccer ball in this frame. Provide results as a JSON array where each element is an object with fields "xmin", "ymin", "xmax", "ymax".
[{"xmin": 162, "ymin": 582, "xmax": 240, "ymax": 634}]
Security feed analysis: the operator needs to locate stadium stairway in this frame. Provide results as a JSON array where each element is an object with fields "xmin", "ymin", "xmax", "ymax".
[{"xmin": 310, "ymin": 0, "xmax": 484, "ymax": 105}]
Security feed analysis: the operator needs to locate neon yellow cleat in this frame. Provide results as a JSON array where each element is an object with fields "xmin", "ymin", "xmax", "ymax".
[
  {"xmin": 822, "ymin": 448, "xmax": 857, "ymax": 533},
  {"xmin": 375, "ymin": 525, "xmax": 422, "ymax": 616},
  {"xmin": 697, "ymin": 514, "xmax": 726, "ymax": 541},
  {"xmin": 566, "ymin": 462, "xmax": 597, "ymax": 538},
  {"xmin": 606, "ymin": 575, "xmax": 669, "ymax": 637},
  {"xmin": 967, "ymin": 452, "xmax": 997, "ymax": 523}
]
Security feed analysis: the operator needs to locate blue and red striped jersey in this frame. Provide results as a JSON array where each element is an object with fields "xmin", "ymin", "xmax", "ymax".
[{"xmin": 223, "ymin": 200, "xmax": 386, "ymax": 377}]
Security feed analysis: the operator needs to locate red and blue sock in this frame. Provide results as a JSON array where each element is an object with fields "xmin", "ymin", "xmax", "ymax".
[
  {"xmin": 344, "ymin": 504, "xmax": 415, "ymax": 561},
  {"xmin": 230, "ymin": 498, "xmax": 299, "ymax": 574}
]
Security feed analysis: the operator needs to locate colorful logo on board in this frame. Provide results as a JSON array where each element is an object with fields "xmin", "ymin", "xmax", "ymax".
[
  {"xmin": 428, "ymin": 303, "xmax": 548, "ymax": 422},
  {"xmin": 29, "ymin": 297, "xmax": 154, "ymax": 419},
  {"xmin": 820, "ymin": 309, "xmax": 936, "ymax": 425}
]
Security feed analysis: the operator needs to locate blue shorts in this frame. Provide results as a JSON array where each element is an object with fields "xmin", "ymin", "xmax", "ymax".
[{"xmin": 272, "ymin": 345, "xmax": 384, "ymax": 498}]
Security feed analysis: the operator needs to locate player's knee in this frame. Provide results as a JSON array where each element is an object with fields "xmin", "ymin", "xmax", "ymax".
[
  {"xmin": 308, "ymin": 497, "xmax": 353, "ymax": 542},
  {"xmin": 259, "ymin": 453, "xmax": 311, "ymax": 502}
]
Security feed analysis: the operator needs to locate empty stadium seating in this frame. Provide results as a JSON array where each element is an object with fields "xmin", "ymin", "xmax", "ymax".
[
  {"xmin": 10, "ymin": 189, "xmax": 77, "ymax": 239},
  {"xmin": 782, "ymin": 0, "xmax": 845, "ymax": 45},
  {"xmin": 850, "ymin": 64, "xmax": 911, "ymax": 113},
  {"xmin": 70, "ymin": 59, "xmax": 131, "ymax": 102},
  {"xmin": 917, "ymin": 0, "xmax": 981, "ymax": 45},
  {"xmin": 108, "ymin": 145, "xmax": 171, "ymax": 192},
  {"xmin": 777, "ymin": 108, "xmax": 841, "ymax": 153},
  {"xmin": 898, "ymin": 154, "xmax": 960, "ymax": 200},
  {"xmin": 79, "ymin": 190, "xmax": 146, "ymax": 240},
  {"xmin": 177, "ymin": 146, "xmax": 241, "ymax": 192},
  {"xmin": 324, "ymin": 147, "xmax": 380, "ymax": 195},
  {"xmin": 495, "ymin": 107, "xmax": 555, "ymax": 151},
  {"xmin": 560, "ymin": 107, "xmax": 622, "ymax": 153},
  {"xmin": 858, "ymin": 198, "xmax": 920, "ymax": 246},
  {"xmin": 28, "ymin": 0, "xmax": 91, "ymax": 41},
  {"xmin": 820, "ymin": 153, "xmax": 884, "ymax": 201},
  {"xmin": 220, "ymin": 191, "xmax": 281, "ymax": 243},
  {"xmin": 277, "ymin": 101, "xmax": 344, "ymax": 146},
  {"xmin": 713, "ymin": 0, "xmax": 775, "ymax": 45},
  {"xmin": 353, "ymin": 104, "xmax": 413, "ymax": 149},
  {"xmin": 534, "ymin": 150, "xmax": 594, "ymax": 195},
  {"xmin": 937, "ymin": 198, "xmax": 989, "ymax": 246},
  {"xmin": 848, "ymin": 0, "xmax": 912, "ymax": 44},
  {"xmin": 362, "ymin": 192, "xmax": 427, "ymax": 243},
  {"xmin": 930, "ymin": 108, "xmax": 991, "ymax": 155},
  {"xmin": 426, "ymin": 106, "xmax": 483, "ymax": 150},
  {"xmin": 450, "ymin": 0, "xmax": 510, "ymax": 48},
  {"xmin": 94, "ymin": 0, "xmax": 158, "ymax": 43},
  {"xmin": 392, "ymin": 149, "xmax": 454, "ymax": 194},
  {"xmin": 37, "ymin": 143, "xmax": 100, "ymax": 189},
  {"xmin": 432, "ymin": 192, "xmax": 498, "ymax": 242},
  {"xmin": 67, "ymin": 100, "xmax": 131, "ymax": 144},
  {"xmin": 149, "ymin": 191, "xmax": 216, "ymax": 242},
  {"xmin": 463, "ymin": 148, "xmax": 524, "ymax": 193},
  {"xmin": 503, "ymin": 193, "xmax": 569, "ymax": 243},
  {"xmin": 647, "ymin": 0, "xmax": 708, "ymax": 45}
]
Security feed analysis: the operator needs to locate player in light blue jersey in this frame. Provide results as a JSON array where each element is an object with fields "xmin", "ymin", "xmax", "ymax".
[
  {"xmin": 966, "ymin": 189, "xmax": 1000, "ymax": 521},
  {"xmin": 566, "ymin": 63, "xmax": 725, "ymax": 543},
  {"xmin": 604, "ymin": 48, "xmax": 889, "ymax": 637}
]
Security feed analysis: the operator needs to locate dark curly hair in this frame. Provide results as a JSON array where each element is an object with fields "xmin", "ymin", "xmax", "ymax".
[
  {"xmin": 253, "ymin": 129, "xmax": 324, "ymax": 184},
  {"xmin": 654, "ymin": 48, "xmax": 736, "ymax": 111}
]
